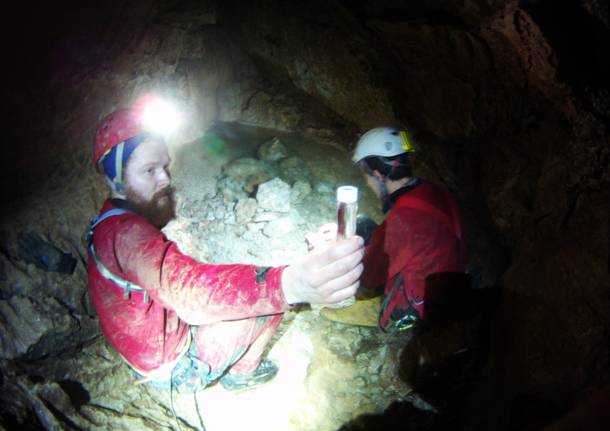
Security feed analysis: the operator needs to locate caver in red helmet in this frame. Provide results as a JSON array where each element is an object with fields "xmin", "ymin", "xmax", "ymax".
[{"xmin": 93, "ymin": 109, "xmax": 143, "ymax": 170}]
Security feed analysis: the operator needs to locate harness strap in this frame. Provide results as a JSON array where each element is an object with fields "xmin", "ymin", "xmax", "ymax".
[
  {"xmin": 378, "ymin": 273, "xmax": 419, "ymax": 333},
  {"xmin": 88, "ymin": 208, "xmax": 149, "ymax": 302},
  {"xmin": 89, "ymin": 208, "xmax": 131, "ymax": 232}
]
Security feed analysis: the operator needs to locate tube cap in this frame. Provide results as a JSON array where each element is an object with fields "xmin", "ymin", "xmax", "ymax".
[{"xmin": 337, "ymin": 186, "xmax": 358, "ymax": 204}]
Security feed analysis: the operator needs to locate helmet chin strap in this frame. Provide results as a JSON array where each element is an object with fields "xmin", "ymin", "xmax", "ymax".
[{"xmin": 106, "ymin": 177, "xmax": 127, "ymax": 199}]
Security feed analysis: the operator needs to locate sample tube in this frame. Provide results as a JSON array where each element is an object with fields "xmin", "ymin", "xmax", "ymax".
[
  {"xmin": 336, "ymin": 186, "xmax": 359, "ymax": 240},
  {"xmin": 329, "ymin": 186, "xmax": 359, "ymax": 309}
]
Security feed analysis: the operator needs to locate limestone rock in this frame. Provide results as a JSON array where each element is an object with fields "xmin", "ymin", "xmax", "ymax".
[
  {"xmin": 0, "ymin": 295, "xmax": 96, "ymax": 361},
  {"xmin": 253, "ymin": 211, "xmax": 280, "ymax": 222},
  {"xmin": 234, "ymin": 198, "xmax": 258, "ymax": 224},
  {"xmin": 279, "ymin": 156, "xmax": 311, "ymax": 184},
  {"xmin": 263, "ymin": 217, "xmax": 295, "ymax": 238},
  {"xmin": 216, "ymin": 175, "xmax": 248, "ymax": 202},
  {"xmin": 314, "ymin": 180, "xmax": 335, "ymax": 195},
  {"xmin": 290, "ymin": 180, "xmax": 311, "ymax": 203},
  {"xmin": 223, "ymin": 158, "xmax": 276, "ymax": 193},
  {"xmin": 0, "ymin": 296, "xmax": 55, "ymax": 359},
  {"xmin": 257, "ymin": 137, "xmax": 289, "ymax": 162},
  {"xmin": 256, "ymin": 178, "xmax": 291, "ymax": 213}
]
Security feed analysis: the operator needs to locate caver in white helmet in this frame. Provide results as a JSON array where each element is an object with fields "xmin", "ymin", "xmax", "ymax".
[{"xmin": 352, "ymin": 127, "xmax": 414, "ymax": 163}]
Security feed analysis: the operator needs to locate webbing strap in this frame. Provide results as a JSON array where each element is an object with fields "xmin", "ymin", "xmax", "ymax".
[
  {"xmin": 88, "ymin": 208, "xmax": 148, "ymax": 302},
  {"xmin": 89, "ymin": 208, "xmax": 130, "ymax": 232},
  {"xmin": 378, "ymin": 274, "xmax": 418, "ymax": 333}
]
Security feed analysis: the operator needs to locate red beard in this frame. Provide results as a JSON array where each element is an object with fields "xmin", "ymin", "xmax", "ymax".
[{"xmin": 126, "ymin": 186, "xmax": 176, "ymax": 228}]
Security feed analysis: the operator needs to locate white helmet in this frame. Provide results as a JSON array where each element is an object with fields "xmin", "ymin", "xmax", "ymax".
[{"xmin": 352, "ymin": 127, "xmax": 414, "ymax": 163}]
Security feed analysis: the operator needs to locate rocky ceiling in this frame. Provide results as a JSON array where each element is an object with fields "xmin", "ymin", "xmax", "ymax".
[{"xmin": 1, "ymin": 0, "xmax": 609, "ymax": 430}]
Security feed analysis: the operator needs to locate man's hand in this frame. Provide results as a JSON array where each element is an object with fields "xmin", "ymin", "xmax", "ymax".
[
  {"xmin": 281, "ymin": 236, "xmax": 364, "ymax": 305},
  {"xmin": 305, "ymin": 223, "xmax": 337, "ymax": 251}
]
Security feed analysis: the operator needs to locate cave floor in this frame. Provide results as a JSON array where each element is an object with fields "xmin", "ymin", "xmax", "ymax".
[{"xmin": 8, "ymin": 307, "xmax": 412, "ymax": 431}]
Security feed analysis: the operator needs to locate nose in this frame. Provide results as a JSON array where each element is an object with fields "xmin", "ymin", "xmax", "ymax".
[{"xmin": 157, "ymin": 168, "xmax": 170, "ymax": 189}]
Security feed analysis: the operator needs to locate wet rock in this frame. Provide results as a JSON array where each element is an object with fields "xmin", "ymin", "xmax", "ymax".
[
  {"xmin": 263, "ymin": 217, "xmax": 295, "ymax": 238},
  {"xmin": 279, "ymin": 156, "xmax": 311, "ymax": 184},
  {"xmin": 234, "ymin": 198, "xmax": 258, "ymax": 224},
  {"xmin": 257, "ymin": 137, "xmax": 289, "ymax": 162},
  {"xmin": 256, "ymin": 178, "xmax": 291, "ymax": 213},
  {"xmin": 290, "ymin": 180, "xmax": 311, "ymax": 203}
]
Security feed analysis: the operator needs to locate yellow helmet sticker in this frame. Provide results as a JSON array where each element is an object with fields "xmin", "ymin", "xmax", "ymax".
[{"xmin": 399, "ymin": 130, "xmax": 413, "ymax": 152}]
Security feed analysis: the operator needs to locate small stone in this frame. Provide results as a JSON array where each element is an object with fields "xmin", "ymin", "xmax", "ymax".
[
  {"xmin": 216, "ymin": 176, "xmax": 247, "ymax": 202},
  {"xmin": 291, "ymin": 180, "xmax": 311, "ymax": 203},
  {"xmin": 288, "ymin": 208, "xmax": 305, "ymax": 225},
  {"xmin": 354, "ymin": 376, "xmax": 367, "ymax": 389},
  {"xmin": 257, "ymin": 137, "xmax": 289, "ymax": 162},
  {"xmin": 253, "ymin": 212, "xmax": 280, "ymax": 222},
  {"xmin": 247, "ymin": 223, "xmax": 263, "ymax": 232},
  {"xmin": 234, "ymin": 198, "xmax": 258, "ymax": 224},
  {"xmin": 279, "ymin": 156, "xmax": 311, "ymax": 184},
  {"xmin": 222, "ymin": 158, "xmax": 276, "ymax": 193},
  {"xmin": 263, "ymin": 217, "xmax": 295, "ymax": 237},
  {"xmin": 256, "ymin": 178, "xmax": 291, "ymax": 213},
  {"xmin": 367, "ymin": 348, "xmax": 387, "ymax": 375},
  {"xmin": 231, "ymin": 225, "xmax": 247, "ymax": 236},
  {"xmin": 314, "ymin": 181, "xmax": 334, "ymax": 194}
]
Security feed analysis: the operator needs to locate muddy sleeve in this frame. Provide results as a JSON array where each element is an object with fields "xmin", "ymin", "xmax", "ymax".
[{"xmin": 115, "ymin": 218, "xmax": 289, "ymax": 325}]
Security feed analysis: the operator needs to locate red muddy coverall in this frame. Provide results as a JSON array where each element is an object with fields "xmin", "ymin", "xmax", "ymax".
[
  {"xmin": 362, "ymin": 180, "xmax": 467, "ymax": 322},
  {"xmin": 87, "ymin": 200, "xmax": 288, "ymax": 378}
]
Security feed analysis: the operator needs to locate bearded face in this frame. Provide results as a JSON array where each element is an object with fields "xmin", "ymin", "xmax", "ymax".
[
  {"xmin": 123, "ymin": 139, "xmax": 176, "ymax": 228},
  {"xmin": 126, "ymin": 184, "xmax": 176, "ymax": 228}
]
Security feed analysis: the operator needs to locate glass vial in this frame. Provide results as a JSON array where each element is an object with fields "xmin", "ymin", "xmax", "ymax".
[
  {"xmin": 329, "ymin": 185, "xmax": 359, "ymax": 309},
  {"xmin": 336, "ymin": 186, "xmax": 359, "ymax": 240}
]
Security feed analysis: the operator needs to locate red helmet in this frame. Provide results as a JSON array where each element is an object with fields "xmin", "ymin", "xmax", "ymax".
[{"xmin": 93, "ymin": 109, "xmax": 143, "ymax": 169}]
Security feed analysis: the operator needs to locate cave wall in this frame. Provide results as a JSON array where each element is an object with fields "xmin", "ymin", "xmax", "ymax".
[
  {"xmin": 218, "ymin": 3, "xmax": 609, "ymax": 422},
  {"xmin": 1, "ymin": 0, "xmax": 608, "ymax": 428}
]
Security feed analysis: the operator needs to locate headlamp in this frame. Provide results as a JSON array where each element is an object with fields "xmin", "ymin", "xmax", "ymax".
[{"xmin": 139, "ymin": 98, "xmax": 182, "ymax": 136}]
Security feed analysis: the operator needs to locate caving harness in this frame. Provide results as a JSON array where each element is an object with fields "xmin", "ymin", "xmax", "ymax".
[{"xmin": 87, "ymin": 207, "xmax": 150, "ymax": 303}]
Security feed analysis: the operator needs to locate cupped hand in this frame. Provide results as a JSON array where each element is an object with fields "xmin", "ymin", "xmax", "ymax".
[{"xmin": 281, "ymin": 236, "xmax": 364, "ymax": 305}]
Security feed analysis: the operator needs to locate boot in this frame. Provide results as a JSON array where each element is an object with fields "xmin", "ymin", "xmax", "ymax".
[
  {"xmin": 320, "ymin": 296, "xmax": 381, "ymax": 327},
  {"xmin": 220, "ymin": 359, "xmax": 279, "ymax": 392}
]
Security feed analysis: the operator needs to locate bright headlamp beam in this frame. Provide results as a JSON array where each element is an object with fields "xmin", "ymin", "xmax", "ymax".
[{"xmin": 140, "ymin": 99, "xmax": 182, "ymax": 135}]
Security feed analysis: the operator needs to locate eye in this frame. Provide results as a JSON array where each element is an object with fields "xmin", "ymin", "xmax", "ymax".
[{"xmin": 146, "ymin": 167, "xmax": 155, "ymax": 174}]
